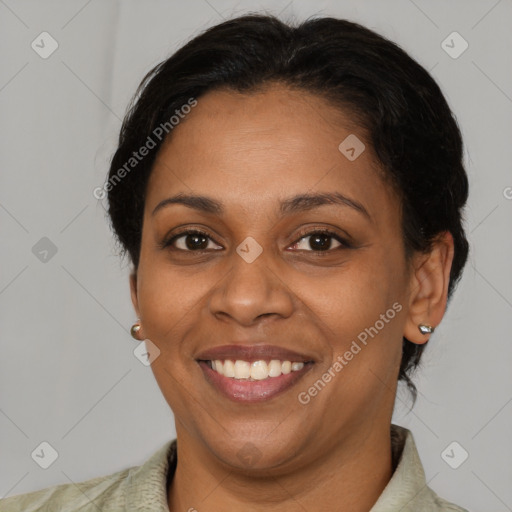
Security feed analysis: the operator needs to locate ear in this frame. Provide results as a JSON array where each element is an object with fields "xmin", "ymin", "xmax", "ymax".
[
  {"xmin": 403, "ymin": 231, "xmax": 455, "ymax": 344},
  {"xmin": 129, "ymin": 271, "xmax": 140, "ymax": 318}
]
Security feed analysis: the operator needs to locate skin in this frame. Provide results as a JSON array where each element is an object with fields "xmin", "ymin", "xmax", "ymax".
[{"xmin": 129, "ymin": 83, "xmax": 454, "ymax": 511}]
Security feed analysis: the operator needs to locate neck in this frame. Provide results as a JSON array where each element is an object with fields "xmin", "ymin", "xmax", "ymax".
[{"xmin": 168, "ymin": 422, "xmax": 394, "ymax": 512}]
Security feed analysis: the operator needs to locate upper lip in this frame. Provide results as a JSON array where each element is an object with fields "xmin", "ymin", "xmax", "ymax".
[{"xmin": 195, "ymin": 344, "xmax": 314, "ymax": 363}]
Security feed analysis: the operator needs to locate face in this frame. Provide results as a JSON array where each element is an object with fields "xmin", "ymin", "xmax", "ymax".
[{"xmin": 131, "ymin": 84, "xmax": 418, "ymax": 472}]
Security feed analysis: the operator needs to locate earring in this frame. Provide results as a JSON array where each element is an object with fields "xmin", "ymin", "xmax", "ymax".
[
  {"xmin": 130, "ymin": 321, "xmax": 141, "ymax": 340},
  {"xmin": 418, "ymin": 323, "xmax": 435, "ymax": 335}
]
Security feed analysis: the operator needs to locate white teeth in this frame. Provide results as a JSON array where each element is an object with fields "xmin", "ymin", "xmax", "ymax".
[
  {"xmin": 281, "ymin": 361, "xmax": 291, "ymax": 374},
  {"xmin": 214, "ymin": 360, "xmax": 223, "ymax": 375},
  {"xmin": 223, "ymin": 359, "xmax": 235, "ymax": 377},
  {"xmin": 234, "ymin": 360, "xmax": 251, "ymax": 379},
  {"xmin": 250, "ymin": 360, "xmax": 268, "ymax": 380},
  {"xmin": 209, "ymin": 359, "xmax": 307, "ymax": 380},
  {"xmin": 268, "ymin": 359, "xmax": 282, "ymax": 377}
]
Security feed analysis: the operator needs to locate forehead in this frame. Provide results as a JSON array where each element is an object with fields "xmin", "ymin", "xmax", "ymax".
[
  {"xmin": 157, "ymin": 84, "xmax": 364, "ymax": 163},
  {"xmin": 145, "ymin": 84, "xmax": 398, "ymax": 223}
]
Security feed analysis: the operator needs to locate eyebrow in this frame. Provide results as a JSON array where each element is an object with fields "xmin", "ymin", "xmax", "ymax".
[{"xmin": 151, "ymin": 191, "xmax": 371, "ymax": 220}]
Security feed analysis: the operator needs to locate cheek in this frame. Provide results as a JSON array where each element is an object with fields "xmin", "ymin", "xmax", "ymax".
[
  {"xmin": 136, "ymin": 255, "xmax": 183, "ymax": 338},
  {"xmin": 320, "ymin": 249, "xmax": 405, "ymax": 326},
  {"xmin": 316, "ymin": 247, "xmax": 406, "ymax": 377},
  {"xmin": 136, "ymin": 253, "xmax": 223, "ymax": 357}
]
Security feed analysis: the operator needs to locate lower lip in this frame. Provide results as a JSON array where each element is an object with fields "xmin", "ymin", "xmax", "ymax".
[{"xmin": 197, "ymin": 361, "xmax": 313, "ymax": 403}]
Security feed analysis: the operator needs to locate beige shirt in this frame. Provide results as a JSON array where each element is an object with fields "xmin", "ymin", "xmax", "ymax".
[{"xmin": 0, "ymin": 424, "xmax": 469, "ymax": 511}]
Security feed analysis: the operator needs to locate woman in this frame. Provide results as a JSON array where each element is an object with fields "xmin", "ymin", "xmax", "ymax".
[{"xmin": 2, "ymin": 13, "xmax": 470, "ymax": 512}]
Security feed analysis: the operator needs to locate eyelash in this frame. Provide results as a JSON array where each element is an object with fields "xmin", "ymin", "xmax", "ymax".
[{"xmin": 161, "ymin": 227, "xmax": 351, "ymax": 254}]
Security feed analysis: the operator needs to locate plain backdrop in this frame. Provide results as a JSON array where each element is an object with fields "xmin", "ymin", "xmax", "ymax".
[{"xmin": 1, "ymin": 1, "xmax": 511, "ymax": 510}]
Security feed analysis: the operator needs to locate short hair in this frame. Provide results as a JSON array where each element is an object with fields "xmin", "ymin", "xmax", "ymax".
[{"xmin": 106, "ymin": 14, "xmax": 469, "ymax": 403}]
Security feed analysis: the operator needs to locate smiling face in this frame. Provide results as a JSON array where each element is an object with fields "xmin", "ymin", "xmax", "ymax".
[{"xmin": 130, "ymin": 83, "xmax": 423, "ymax": 472}]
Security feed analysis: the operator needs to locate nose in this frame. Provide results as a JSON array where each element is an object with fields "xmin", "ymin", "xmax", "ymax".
[{"xmin": 208, "ymin": 250, "xmax": 295, "ymax": 327}]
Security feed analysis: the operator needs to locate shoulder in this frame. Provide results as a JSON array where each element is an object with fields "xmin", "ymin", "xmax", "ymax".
[
  {"xmin": 377, "ymin": 425, "xmax": 471, "ymax": 512},
  {"xmin": 0, "ymin": 467, "xmax": 132, "ymax": 512},
  {"xmin": 426, "ymin": 487, "xmax": 471, "ymax": 512},
  {"xmin": 0, "ymin": 439, "xmax": 177, "ymax": 512}
]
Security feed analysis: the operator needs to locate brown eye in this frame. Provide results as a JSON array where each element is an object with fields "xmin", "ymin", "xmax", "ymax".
[
  {"xmin": 290, "ymin": 229, "xmax": 349, "ymax": 252},
  {"xmin": 164, "ymin": 230, "xmax": 222, "ymax": 251}
]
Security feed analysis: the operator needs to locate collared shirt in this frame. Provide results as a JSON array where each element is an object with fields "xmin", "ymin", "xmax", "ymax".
[{"xmin": 0, "ymin": 424, "xmax": 469, "ymax": 511}]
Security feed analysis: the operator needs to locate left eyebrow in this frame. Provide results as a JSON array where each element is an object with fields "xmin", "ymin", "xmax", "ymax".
[
  {"xmin": 279, "ymin": 192, "xmax": 371, "ymax": 221},
  {"xmin": 151, "ymin": 191, "xmax": 371, "ymax": 221}
]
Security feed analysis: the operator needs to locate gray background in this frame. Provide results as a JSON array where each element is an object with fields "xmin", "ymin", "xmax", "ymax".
[{"xmin": 1, "ymin": 1, "xmax": 511, "ymax": 510}]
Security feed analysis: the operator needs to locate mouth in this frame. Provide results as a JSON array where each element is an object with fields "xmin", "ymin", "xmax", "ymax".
[{"xmin": 196, "ymin": 345, "xmax": 315, "ymax": 402}]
